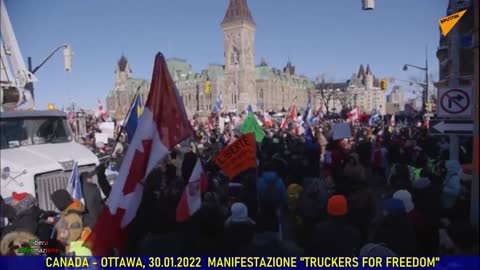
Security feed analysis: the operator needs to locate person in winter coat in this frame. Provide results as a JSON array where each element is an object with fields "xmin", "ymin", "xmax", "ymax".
[
  {"xmin": 442, "ymin": 160, "xmax": 461, "ymax": 211},
  {"xmin": 393, "ymin": 190, "xmax": 425, "ymax": 227},
  {"xmin": 1, "ymin": 193, "xmax": 43, "ymax": 238},
  {"xmin": 411, "ymin": 177, "xmax": 442, "ymax": 255},
  {"xmin": 95, "ymin": 162, "xmax": 111, "ymax": 199},
  {"xmin": 0, "ymin": 195, "xmax": 17, "ymax": 233},
  {"xmin": 305, "ymin": 195, "xmax": 362, "ymax": 255},
  {"xmin": 223, "ymin": 202, "xmax": 256, "ymax": 255},
  {"xmin": 296, "ymin": 179, "xmax": 328, "ymax": 247},
  {"xmin": 80, "ymin": 172, "xmax": 104, "ymax": 228},
  {"xmin": 343, "ymin": 153, "xmax": 366, "ymax": 182},
  {"xmin": 55, "ymin": 210, "xmax": 92, "ymax": 256},
  {"xmin": 347, "ymin": 177, "xmax": 377, "ymax": 242},
  {"xmin": 1, "ymin": 230, "xmax": 41, "ymax": 256},
  {"xmin": 257, "ymin": 162, "xmax": 288, "ymax": 234},
  {"xmin": 393, "ymin": 189, "xmax": 429, "ymax": 255},
  {"xmin": 371, "ymin": 199, "xmax": 417, "ymax": 255}
]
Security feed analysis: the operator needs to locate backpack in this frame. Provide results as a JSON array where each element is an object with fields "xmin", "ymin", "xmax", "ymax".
[{"xmin": 260, "ymin": 179, "xmax": 280, "ymax": 211}]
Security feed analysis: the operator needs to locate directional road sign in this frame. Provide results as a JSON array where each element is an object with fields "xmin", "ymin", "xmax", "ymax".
[
  {"xmin": 437, "ymin": 86, "xmax": 473, "ymax": 117},
  {"xmin": 429, "ymin": 119, "xmax": 474, "ymax": 135}
]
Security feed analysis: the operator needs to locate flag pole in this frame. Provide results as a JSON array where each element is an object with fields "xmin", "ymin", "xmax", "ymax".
[{"xmin": 105, "ymin": 82, "xmax": 145, "ymax": 163}]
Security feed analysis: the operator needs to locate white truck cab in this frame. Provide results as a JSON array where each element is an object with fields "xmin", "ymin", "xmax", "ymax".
[{"xmin": 0, "ymin": 110, "xmax": 99, "ymax": 210}]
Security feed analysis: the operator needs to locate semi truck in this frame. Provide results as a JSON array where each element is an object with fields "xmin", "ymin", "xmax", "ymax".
[{"xmin": 0, "ymin": 0, "xmax": 99, "ymax": 210}]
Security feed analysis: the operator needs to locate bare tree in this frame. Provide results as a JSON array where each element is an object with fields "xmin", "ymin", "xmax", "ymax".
[
  {"xmin": 335, "ymin": 89, "xmax": 356, "ymax": 111},
  {"xmin": 319, "ymin": 88, "xmax": 334, "ymax": 115}
]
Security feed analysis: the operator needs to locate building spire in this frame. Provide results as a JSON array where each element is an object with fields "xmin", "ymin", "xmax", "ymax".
[
  {"xmin": 118, "ymin": 54, "xmax": 129, "ymax": 72},
  {"xmin": 358, "ymin": 64, "xmax": 365, "ymax": 78},
  {"xmin": 366, "ymin": 64, "xmax": 372, "ymax": 75},
  {"xmin": 222, "ymin": 0, "xmax": 255, "ymax": 25}
]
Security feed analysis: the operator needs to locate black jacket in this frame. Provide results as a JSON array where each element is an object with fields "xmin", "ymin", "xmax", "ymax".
[
  {"xmin": 81, "ymin": 178, "xmax": 104, "ymax": 228},
  {"xmin": 372, "ymin": 214, "xmax": 417, "ymax": 255},
  {"xmin": 305, "ymin": 216, "xmax": 362, "ymax": 255}
]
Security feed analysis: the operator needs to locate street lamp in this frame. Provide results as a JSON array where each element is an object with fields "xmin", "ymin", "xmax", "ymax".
[
  {"xmin": 26, "ymin": 44, "xmax": 72, "ymax": 99},
  {"xmin": 402, "ymin": 60, "xmax": 429, "ymax": 113}
]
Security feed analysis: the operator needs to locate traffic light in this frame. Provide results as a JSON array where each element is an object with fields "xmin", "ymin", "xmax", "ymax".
[
  {"xmin": 380, "ymin": 79, "xmax": 387, "ymax": 91},
  {"xmin": 425, "ymin": 103, "xmax": 430, "ymax": 111}
]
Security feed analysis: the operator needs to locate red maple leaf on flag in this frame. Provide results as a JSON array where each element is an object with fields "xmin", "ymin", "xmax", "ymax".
[{"xmin": 122, "ymin": 140, "xmax": 152, "ymax": 194}]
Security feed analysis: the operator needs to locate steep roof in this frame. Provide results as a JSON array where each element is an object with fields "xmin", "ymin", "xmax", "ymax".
[
  {"xmin": 358, "ymin": 64, "xmax": 366, "ymax": 78},
  {"xmin": 117, "ymin": 55, "xmax": 130, "ymax": 72},
  {"xmin": 166, "ymin": 58, "xmax": 193, "ymax": 80},
  {"xmin": 222, "ymin": 0, "xmax": 255, "ymax": 25},
  {"xmin": 256, "ymin": 65, "xmax": 273, "ymax": 80},
  {"xmin": 366, "ymin": 64, "xmax": 372, "ymax": 75},
  {"xmin": 205, "ymin": 64, "xmax": 225, "ymax": 80}
]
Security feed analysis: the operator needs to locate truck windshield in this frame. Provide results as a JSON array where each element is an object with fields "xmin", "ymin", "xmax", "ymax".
[{"xmin": 0, "ymin": 117, "xmax": 73, "ymax": 149}]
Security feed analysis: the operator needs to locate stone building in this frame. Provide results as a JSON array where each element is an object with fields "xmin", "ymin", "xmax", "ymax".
[
  {"xmin": 315, "ymin": 64, "xmax": 386, "ymax": 115},
  {"xmin": 105, "ymin": 55, "xmax": 149, "ymax": 119},
  {"xmin": 345, "ymin": 64, "xmax": 386, "ymax": 114},
  {"xmin": 106, "ymin": 0, "xmax": 314, "ymax": 119},
  {"xmin": 385, "ymin": 85, "xmax": 405, "ymax": 115},
  {"xmin": 435, "ymin": 0, "xmax": 474, "ymax": 89}
]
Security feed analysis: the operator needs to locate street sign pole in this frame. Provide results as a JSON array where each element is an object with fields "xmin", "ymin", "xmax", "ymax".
[
  {"xmin": 472, "ymin": 0, "xmax": 479, "ymax": 233},
  {"xmin": 448, "ymin": 0, "xmax": 461, "ymax": 161}
]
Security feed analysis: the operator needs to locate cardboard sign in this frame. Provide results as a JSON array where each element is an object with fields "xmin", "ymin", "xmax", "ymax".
[
  {"xmin": 215, "ymin": 133, "xmax": 256, "ymax": 179},
  {"xmin": 332, "ymin": 123, "xmax": 352, "ymax": 140},
  {"xmin": 99, "ymin": 122, "xmax": 115, "ymax": 137},
  {"xmin": 95, "ymin": 133, "xmax": 110, "ymax": 144}
]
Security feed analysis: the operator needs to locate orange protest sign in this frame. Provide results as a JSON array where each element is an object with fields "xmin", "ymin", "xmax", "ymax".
[{"xmin": 215, "ymin": 132, "xmax": 256, "ymax": 180}]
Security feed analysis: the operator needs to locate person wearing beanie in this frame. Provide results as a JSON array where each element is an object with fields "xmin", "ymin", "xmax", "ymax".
[
  {"xmin": 327, "ymin": 195, "xmax": 348, "ymax": 216},
  {"xmin": 225, "ymin": 202, "xmax": 255, "ymax": 225},
  {"xmin": 372, "ymin": 198, "xmax": 417, "ymax": 255},
  {"xmin": 305, "ymin": 195, "xmax": 362, "ymax": 255},
  {"xmin": 50, "ymin": 190, "xmax": 74, "ymax": 212},
  {"xmin": 1, "ymin": 193, "xmax": 43, "ymax": 239},
  {"xmin": 393, "ymin": 190, "xmax": 425, "ymax": 225}
]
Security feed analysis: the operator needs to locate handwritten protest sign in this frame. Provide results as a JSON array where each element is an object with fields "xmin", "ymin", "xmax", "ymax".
[{"xmin": 215, "ymin": 133, "xmax": 256, "ymax": 179}]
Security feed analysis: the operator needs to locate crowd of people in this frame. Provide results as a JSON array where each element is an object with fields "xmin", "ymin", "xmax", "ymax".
[{"xmin": 0, "ymin": 110, "xmax": 476, "ymax": 256}]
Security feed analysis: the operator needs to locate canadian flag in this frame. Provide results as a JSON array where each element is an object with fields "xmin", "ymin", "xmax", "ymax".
[
  {"xmin": 176, "ymin": 159, "xmax": 208, "ymax": 222},
  {"xmin": 85, "ymin": 53, "xmax": 193, "ymax": 255},
  {"xmin": 390, "ymin": 114, "xmax": 396, "ymax": 126},
  {"xmin": 281, "ymin": 103, "xmax": 297, "ymax": 129},
  {"xmin": 264, "ymin": 112, "xmax": 272, "ymax": 127},
  {"xmin": 97, "ymin": 99, "xmax": 104, "ymax": 112},
  {"xmin": 348, "ymin": 107, "xmax": 359, "ymax": 124}
]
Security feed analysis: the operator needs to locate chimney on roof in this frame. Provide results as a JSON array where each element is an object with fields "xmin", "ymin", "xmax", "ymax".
[{"xmin": 222, "ymin": 0, "xmax": 255, "ymax": 25}]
